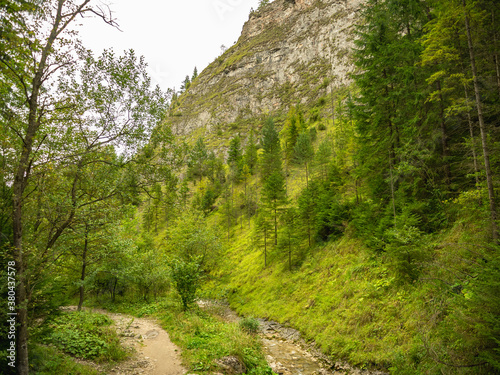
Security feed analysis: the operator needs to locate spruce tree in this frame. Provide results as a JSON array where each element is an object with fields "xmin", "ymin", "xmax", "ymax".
[
  {"xmin": 294, "ymin": 131, "xmax": 315, "ymax": 187},
  {"xmin": 187, "ymin": 137, "xmax": 209, "ymax": 182},
  {"xmin": 262, "ymin": 170, "xmax": 287, "ymax": 245},
  {"xmin": 244, "ymin": 130, "xmax": 259, "ymax": 174},
  {"xmin": 260, "ymin": 117, "xmax": 282, "ymax": 180},
  {"xmin": 228, "ymin": 135, "xmax": 243, "ymax": 179}
]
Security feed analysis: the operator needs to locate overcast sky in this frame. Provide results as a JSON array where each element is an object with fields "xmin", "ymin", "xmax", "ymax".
[{"xmin": 77, "ymin": 0, "xmax": 262, "ymax": 92}]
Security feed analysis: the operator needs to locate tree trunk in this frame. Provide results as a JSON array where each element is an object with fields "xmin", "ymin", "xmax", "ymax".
[
  {"xmin": 305, "ymin": 162, "xmax": 308, "ymax": 188},
  {"xmin": 264, "ymin": 227, "xmax": 267, "ymax": 268},
  {"xmin": 331, "ymin": 85, "xmax": 335, "ymax": 127},
  {"xmin": 492, "ymin": 10, "xmax": 500, "ymax": 98},
  {"xmin": 112, "ymin": 277, "xmax": 118, "ymax": 302},
  {"xmin": 307, "ymin": 217, "xmax": 311, "ymax": 247},
  {"xmin": 78, "ymin": 225, "xmax": 88, "ymax": 311},
  {"xmin": 10, "ymin": 3, "xmax": 93, "ymax": 370},
  {"xmin": 436, "ymin": 80, "xmax": 451, "ymax": 189},
  {"xmin": 274, "ymin": 206, "xmax": 278, "ymax": 246},
  {"xmin": 463, "ymin": 0, "xmax": 498, "ymax": 240},
  {"xmin": 389, "ymin": 150, "xmax": 397, "ymax": 227},
  {"xmin": 464, "ymin": 84, "xmax": 480, "ymax": 188}
]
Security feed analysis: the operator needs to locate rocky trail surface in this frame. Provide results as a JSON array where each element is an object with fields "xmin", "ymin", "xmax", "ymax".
[{"xmin": 62, "ymin": 306, "xmax": 185, "ymax": 375}]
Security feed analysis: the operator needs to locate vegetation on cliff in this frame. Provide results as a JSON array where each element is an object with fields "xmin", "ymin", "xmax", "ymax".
[{"xmin": 1, "ymin": 0, "xmax": 500, "ymax": 374}]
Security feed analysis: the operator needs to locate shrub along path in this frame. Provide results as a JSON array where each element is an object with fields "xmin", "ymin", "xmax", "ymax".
[{"xmin": 63, "ymin": 306, "xmax": 186, "ymax": 375}]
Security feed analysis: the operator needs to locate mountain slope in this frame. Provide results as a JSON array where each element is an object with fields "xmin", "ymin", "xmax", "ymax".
[{"xmin": 166, "ymin": 0, "xmax": 364, "ymax": 142}]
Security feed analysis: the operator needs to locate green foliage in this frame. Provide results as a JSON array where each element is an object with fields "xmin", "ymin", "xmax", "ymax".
[
  {"xmin": 42, "ymin": 311, "xmax": 127, "ymax": 362},
  {"xmin": 262, "ymin": 171, "xmax": 287, "ymax": 207},
  {"xmin": 29, "ymin": 344, "xmax": 102, "ymax": 375},
  {"xmin": 253, "ymin": 209, "xmax": 273, "ymax": 267},
  {"xmin": 181, "ymin": 75, "xmax": 191, "ymax": 92},
  {"xmin": 244, "ymin": 130, "xmax": 259, "ymax": 174},
  {"xmin": 293, "ymin": 131, "xmax": 314, "ymax": 166},
  {"xmin": 123, "ymin": 232, "xmax": 170, "ymax": 301},
  {"xmin": 239, "ymin": 316, "xmax": 260, "ymax": 334},
  {"xmin": 283, "ymin": 106, "xmax": 303, "ymax": 161},
  {"xmin": 278, "ymin": 207, "xmax": 301, "ymax": 270},
  {"xmin": 170, "ymin": 257, "xmax": 203, "ymax": 310},
  {"xmin": 187, "ymin": 137, "xmax": 210, "ymax": 182},
  {"xmin": 260, "ymin": 117, "xmax": 282, "ymax": 180},
  {"xmin": 257, "ymin": 0, "xmax": 270, "ymax": 11},
  {"xmin": 228, "ymin": 136, "xmax": 243, "ymax": 167},
  {"xmin": 164, "ymin": 210, "xmax": 223, "ymax": 272},
  {"xmin": 384, "ymin": 225, "xmax": 428, "ymax": 283},
  {"xmin": 2, "ymin": 0, "xmax": 499, "ymax": 373}
]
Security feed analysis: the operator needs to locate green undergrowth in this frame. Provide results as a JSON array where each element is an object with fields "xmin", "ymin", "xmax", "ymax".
[
  {"xmin": 29, "ymin": 344, "xmax": 103, "ymax": 375},
  {"xmin": 37, "ymin": 310, "xmax": 129, "ymax": 363}
]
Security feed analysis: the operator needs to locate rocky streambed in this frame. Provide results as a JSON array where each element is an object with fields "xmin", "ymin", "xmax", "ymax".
[{"xmin": 198, "ymin": 301, "xmax": 388, "ymax": 375}]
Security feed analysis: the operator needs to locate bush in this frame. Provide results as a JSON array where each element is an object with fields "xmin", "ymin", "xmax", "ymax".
[
  {"xmin": 239, "ymin": 316, "xmax": 260, "ymax": 334},
  {"xmin": 170, "ymin": 257, "xmax": 203, "ymax": 310},
  {"xmin": 309, "ymin": 107, "xmax": 320, "ymax": 122}
]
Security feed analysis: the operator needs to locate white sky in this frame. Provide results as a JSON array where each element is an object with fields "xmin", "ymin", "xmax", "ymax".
[{"xmin": 77, "ymin": 0, "xmax": 262, "ymax": 92}]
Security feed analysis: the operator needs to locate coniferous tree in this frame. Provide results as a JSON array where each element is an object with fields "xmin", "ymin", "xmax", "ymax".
[
  {"xmin": 279, "ymin": 207, "xmax": 299, "ymax": 271},
  {"xmin": 228, "ymin": 135, "xmax": 243, "ymax": 180},
  {"xmin": 294, "ymin": 131, "xmax": 315, "ymax": 188},
  {"xmin": 254, "ymin": 209, "xmax": 272, "ymax": 267},
  {"xmin": 244, "ymin": 130, "xmax": 259, "ymax": 174},
  {"xmin": 181, "ymin": 75, "xmax": 191, "ymax": 92},
  {"xmin": 262, "ymin": 170, "xmax": 287, "ymax": 246},
  {"xmin": 353, "ymin": 0, "xmax": 440, "ymax": 232},
  {"xmin": 462, "ymin": 0, "xmax": 498, "ymax": 239},
  {"xmin": 187, "ymin": 137, "xmax": 209, "ymax": 183},
  {"xmin": 314, "ymin": 138, "xmax": 333, "ymax": 181},
  {"xmin": 260, "ymin": 117, "xmax": 282, "ymax": 180},
  {"xmin": 283, "ymin": 107, "xmax": 300, "ymax": 161}
]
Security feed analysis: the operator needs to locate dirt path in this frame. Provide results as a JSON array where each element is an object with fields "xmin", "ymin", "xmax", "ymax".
[{"xmin": 62, "ymin": 307, "xmax": 186, "ymax": 375}]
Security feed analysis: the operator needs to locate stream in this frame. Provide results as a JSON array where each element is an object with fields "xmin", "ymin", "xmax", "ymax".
[{"xmin": 198, "ymin": 301, "xmax": 388, "ymax": 375}]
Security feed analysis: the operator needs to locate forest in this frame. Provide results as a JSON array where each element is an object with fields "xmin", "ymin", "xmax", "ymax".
[{"xmin": 1, "ymin": 0, "xmax": 500, "ymax": 374}]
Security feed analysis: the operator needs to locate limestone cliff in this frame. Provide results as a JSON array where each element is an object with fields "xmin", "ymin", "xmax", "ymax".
[{"xmin": 167, "ymin": 0, "xmax": 365, "ymax": 142}]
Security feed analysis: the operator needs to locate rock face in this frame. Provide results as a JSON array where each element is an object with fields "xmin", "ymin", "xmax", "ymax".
[
  {"xmin": 215, "ymin": 355, "xmax": 247, "ymax": 374},
  {"xmin": 167, "ymin": 0, "xmax": 365, "ymax": 139}
]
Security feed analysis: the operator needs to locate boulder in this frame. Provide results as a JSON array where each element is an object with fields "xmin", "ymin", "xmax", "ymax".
[{"xmin": 215, "ymin": 356, "xmax": 247, "ymax": 374}]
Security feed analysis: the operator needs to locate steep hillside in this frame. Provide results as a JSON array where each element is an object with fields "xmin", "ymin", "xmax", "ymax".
[{"xmin": 166, "ymin": 0, "xmax": 364, "ymax": 142}]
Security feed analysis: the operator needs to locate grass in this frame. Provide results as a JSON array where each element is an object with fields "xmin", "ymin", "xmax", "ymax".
[
  {"xmin": 225, "ymin": 235, "xmax": 410, "ymax": 368},
  {"xmin": 159, "ymin": 306, "xmax": 267, "ymax": 373},
  {"xmin": 29, "ymin": 344, "xmax": 103, "ymax": 375}
]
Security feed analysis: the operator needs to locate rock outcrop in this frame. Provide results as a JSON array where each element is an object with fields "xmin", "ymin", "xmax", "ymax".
[{"xmin": 166, "ymin": 0, "xmax": 365, "ymax": 141}]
